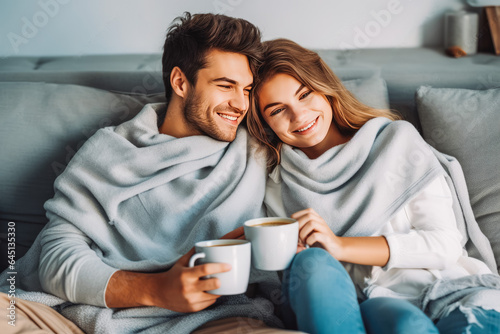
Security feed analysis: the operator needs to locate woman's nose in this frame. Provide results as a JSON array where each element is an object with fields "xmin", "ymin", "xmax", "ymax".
[{"xmin": 290, "ymin": 107, "xmax": 308, "ymax": 123}]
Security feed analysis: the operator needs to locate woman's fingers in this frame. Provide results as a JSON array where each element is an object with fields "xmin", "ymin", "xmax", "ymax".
[
  {"xmin": 291, "ymin": 207, "xmax": 318, "ymax": 220},
  {"xmin": 298, "ymin": 216, "xmax": 330, "ymax": 243},
  {"xmin": 304, "ymin": 231, "xmax": 328, "ymax": 249},
  {"xmin": 293, "ymin": 210, "xmax": 323, "ymax": 229},
  {"xmin": 220, "ymin": 226, "xmax": 245, "ymax": 239},
  {"xmin": 296, "ymin": 243, "xmax": 308, "ymax": 254},
  {"xmin": 298, "ymin": 221, "xmax": 316, "ymax": 244}
]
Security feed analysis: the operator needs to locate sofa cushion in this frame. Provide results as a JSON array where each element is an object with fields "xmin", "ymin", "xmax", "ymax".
[
  {"xmin": 342, "ymin": 76, "xmax": 390, "ymax": 110},
  {"xmin": 416, "ymin": 86, "xmax": 500, "ymax": 273},
  {"xmin": 0, "ymin": 82, "xmax": 165, "ymax": 270},
  {"xmin": 0, "ymin": 82, "xmax": 164, "ymax": 217}
]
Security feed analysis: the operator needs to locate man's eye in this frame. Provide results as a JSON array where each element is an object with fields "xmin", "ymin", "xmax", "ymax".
[
  {"xmin": 271, "ymin": 107, "xmax": 284, "ymax": 116},
  {"xmin": 218, "ymin": 85, "xmax": 231, "ymax": 89},
  {"xmin": 300, "ymin": 91, "xmax": 312, "ymax": 100}
]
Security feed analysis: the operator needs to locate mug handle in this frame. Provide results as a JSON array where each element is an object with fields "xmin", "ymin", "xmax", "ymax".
[{"xmin": 189, "ymin": 252, "xmax": 206, "ymax": 267}]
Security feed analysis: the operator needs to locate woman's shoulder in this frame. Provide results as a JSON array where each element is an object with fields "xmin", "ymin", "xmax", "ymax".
[
  {"xmin": 352, "ymin": 117, "xmax": 423, "ymax": 150},
  {"xmin": 366, "ymin": 117, "xmax": 424, "ymax": 145},
  {"xmin": 383, "ymin": 118, "xmax": 420, "ymax": 135}
]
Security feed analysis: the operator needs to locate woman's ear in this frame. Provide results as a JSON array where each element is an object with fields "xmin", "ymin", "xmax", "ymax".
[{"xmin": 170, "ymin": 66, "xmax": 189, "ymax": 98}]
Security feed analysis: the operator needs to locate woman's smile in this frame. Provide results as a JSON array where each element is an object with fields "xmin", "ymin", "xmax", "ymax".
[{"xmin": 293, "ymin": 116, "xmax": 319, "ymax": 134}]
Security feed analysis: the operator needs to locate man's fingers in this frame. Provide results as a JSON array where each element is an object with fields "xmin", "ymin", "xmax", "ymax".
[
  {"xmin": 197, "ymin": 277, "xmax": 223, "ymax": 293},
  {"xmin": 191, "ymin": 263, "xmax": 232, "ymax": 278},
  {"xmin": 187, "ymin": 298, "xmax": 219, "ymax": 313}
]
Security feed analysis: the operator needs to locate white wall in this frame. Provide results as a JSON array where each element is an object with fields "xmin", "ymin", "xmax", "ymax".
[{"xmin": 0, "ymin": 0, "xmax": 472, "ymax": 57}]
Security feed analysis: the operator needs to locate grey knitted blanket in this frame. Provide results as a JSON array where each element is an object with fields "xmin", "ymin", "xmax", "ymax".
[
  {"xmin": 280, "ymin": 117, "xmax": 496, "ymax": 272},
  {"xmin": 0, "ymin": 103, "xmax": 283, "ymax": 333}
]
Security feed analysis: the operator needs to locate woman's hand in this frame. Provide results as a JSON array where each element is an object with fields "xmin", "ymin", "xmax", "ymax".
[
  {"xmin": 291, "ymin": 208, "xmax": 344, "ymax": 259},
  {"xmin": 292, "ymin": 208, "xmax": 391, "ymax": 266},
  {"xmin": 220, "ymin": 226, "xmax": 245, "ymax": 240}
]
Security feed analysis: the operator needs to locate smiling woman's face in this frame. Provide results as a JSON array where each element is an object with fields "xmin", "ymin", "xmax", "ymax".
[{"xmin": 258, "ymin": 73, "xmax": 339, "ymax": 158}]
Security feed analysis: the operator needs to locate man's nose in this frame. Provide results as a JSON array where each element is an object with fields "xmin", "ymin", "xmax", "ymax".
[{"xmin": 229, "ymin": 90, "xmax": 248, "ymax": 113}]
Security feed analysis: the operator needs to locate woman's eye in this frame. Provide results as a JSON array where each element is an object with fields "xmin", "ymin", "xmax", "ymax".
[
  {"xmin": 300, "ymin": 91, "xmax": 312, "ymax": 100},
  {"xmin": 271, "ymin": 107, "xmax": 284, "ymax": 116}
]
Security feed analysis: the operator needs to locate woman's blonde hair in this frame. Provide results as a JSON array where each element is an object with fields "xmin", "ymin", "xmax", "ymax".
[{"xmin": 247, "ymin": 38, "xmax": 401, "ymax": 170}]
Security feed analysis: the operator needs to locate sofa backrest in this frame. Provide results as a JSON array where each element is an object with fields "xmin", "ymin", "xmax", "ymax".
[{"xmin": 1, "ymin": 47, "xmax": 499, "ymax": 272}]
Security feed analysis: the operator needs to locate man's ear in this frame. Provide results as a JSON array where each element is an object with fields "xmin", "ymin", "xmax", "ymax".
[{"xmin": 170, "ymin": 66, "xmax": 189, "ymax": 98}]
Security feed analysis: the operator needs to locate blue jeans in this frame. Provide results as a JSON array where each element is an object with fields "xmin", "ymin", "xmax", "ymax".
[
  {"xmin": 280, "ymin": 248, "xmax": 438, "ymax": 334},
  {"xmin": 435, "ymin": 307, "xmax": 500, "ymax": 334}
]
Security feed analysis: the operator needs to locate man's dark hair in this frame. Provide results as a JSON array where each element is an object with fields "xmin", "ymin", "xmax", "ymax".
[{"xmin": 162, "ymin": 12, "xmax": 263, "ymax": 103}]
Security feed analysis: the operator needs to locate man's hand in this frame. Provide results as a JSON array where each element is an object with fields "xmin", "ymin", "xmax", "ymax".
[{"xmin": 105, "ymin": 248, "xmax": 231, "ymax": 313}]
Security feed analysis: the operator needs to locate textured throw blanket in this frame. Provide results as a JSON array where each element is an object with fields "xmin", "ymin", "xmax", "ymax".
[
  {"xmin": 0, "ymin": 103, "xmax": 282, "ymax": 333},
  {"xmin": 418, "ymin": 274, "xmax": 500, "ymax": 321},
  {"xmin": 280, "ymin": 117, "xmax": 497, "ymax": 273}
]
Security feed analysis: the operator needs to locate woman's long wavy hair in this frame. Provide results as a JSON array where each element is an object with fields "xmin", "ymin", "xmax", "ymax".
[{"xmin": 247, "ymin": 38, "xmax": 401, "ymax": 170}]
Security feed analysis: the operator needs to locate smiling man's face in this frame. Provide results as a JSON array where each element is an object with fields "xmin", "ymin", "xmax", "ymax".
[{"xmin": 182, "ymin": 49, "xmax": 254, "ymax": 142}]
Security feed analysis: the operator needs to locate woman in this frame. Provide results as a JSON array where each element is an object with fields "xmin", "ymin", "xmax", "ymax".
[{"xmin": 247, "ymin": 38, "xmax": 500, "ymax": 334}]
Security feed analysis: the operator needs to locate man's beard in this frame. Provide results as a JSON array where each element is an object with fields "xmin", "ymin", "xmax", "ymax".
[{"xmin": 183, "ymin": 90, "xmax": 240, "ymax": 142}]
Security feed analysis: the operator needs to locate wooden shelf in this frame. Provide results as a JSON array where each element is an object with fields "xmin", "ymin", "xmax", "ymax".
[{"xmin": 486, "ymin": 6, "xmax": 500, "ymax": 55}]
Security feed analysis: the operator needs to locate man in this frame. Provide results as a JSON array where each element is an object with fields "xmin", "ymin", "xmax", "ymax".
[{"xmin": 0, "ymin": 13, "xmax": 302, "ymax": 334}]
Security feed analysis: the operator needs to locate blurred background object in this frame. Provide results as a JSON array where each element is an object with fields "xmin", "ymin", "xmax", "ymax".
[
  {"xmin": 444, "ymin": 10, "xmax": 479, "ymax": 57},
  {"xmin": 467, "ymin": 0, "xmax": 500, "ymax": 54},
  {"xmin": 0, "ymin": 0, "xmax": 490, "ymax": 57}
]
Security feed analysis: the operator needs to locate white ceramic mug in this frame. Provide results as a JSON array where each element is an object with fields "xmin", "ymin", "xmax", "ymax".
[
  {"xmin": 244, "ymin": 217, "xmax": 298, "ymax": 271},
  {"xmin": 188, "ymin": 239, "xmax": 251, "ymax": 295}
]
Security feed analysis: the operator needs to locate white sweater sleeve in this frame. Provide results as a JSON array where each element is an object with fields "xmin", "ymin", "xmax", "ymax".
[
  {"xmin": 383, "ymin": 175, "xmax": 464, "ymax": 270},
  {"xmin": 38, "ymin": 216, "xmax": 118, "ymax": 307}
]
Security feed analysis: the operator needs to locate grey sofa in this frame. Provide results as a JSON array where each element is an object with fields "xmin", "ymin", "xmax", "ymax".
[{"xmin": 1, "ymin": 47, "xmax": 499, "ymax": 276}]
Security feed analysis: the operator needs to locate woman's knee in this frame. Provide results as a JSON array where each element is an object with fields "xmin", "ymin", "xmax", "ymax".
[
  {"xmin": 361, "ymin": 297, "xmax": 438, "ymax": 334},
  {"xmin": 289, "ymin": 248, "xmax": 345, "ymax": 279},
  {"xmin": 283, "ymin": 248, "xmax": 355, "ymax": 302},
  {"xmin": 281, "ymin": 249, "xmax": 365, "ymax": 333}
]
